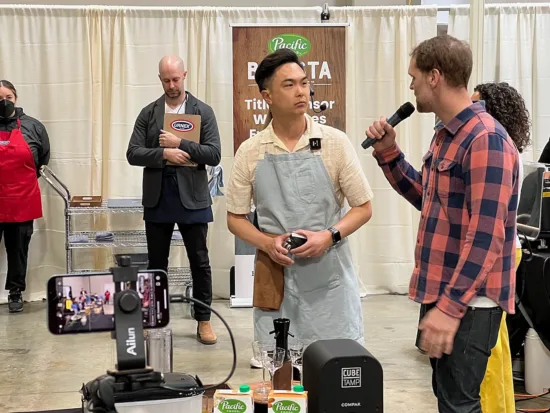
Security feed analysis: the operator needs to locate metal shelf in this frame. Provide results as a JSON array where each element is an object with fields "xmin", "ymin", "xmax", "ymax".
[
  {"xmin": 39, "ymin": 166, "xmax": 193, "ymax": 298},
  {"xmin": 70, "ymin": 267, "xmax": 191, "ymax": 286},
  {"xmin": 67, "ymin": 200, "xmax": 144, "ymax": 216},
  {"xmin": 68, "ymin": 231, "xmax": 184, "ymax": 249}
]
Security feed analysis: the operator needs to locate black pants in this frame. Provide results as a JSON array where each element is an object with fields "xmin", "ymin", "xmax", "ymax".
[
  {"xmin": 145, "ymin": 221, "xmax": 212, "ymax": 321},
  {"xmin": 416, "ymin": 303, "xmax": 502, "ymax": 413},
  {"xmin": 0, "ymin": 221, "xmax": 34, "ymax": 292}
]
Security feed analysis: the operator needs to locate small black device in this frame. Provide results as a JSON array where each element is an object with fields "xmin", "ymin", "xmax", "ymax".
[
  {"xmin": 328, "ymin": 227, "xmax": 341, "ymax": 245},
  {"xmin": 303, "ymin": 339, "xmax": 383, "ymax": 413},
  {"xmin": 321, "ymin": 3, "xmax": 330, "ymax": 22},
  {"xmin": 361, "ymin": 102, "xmax": 415, "ymax": 149},
  {"xmin": 47, "ymin": 269, "xmax": 169, "ymax": 335},
  {"xmin": 284, "ymin": 232, "xmax": 308, "ymax": 251},
  {"xmin": 310, "ymin": 138, "xmax": 322, "ymax": 150}
]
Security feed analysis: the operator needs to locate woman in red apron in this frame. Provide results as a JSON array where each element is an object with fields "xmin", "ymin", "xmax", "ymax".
[{"xmin": 0, "ymin": 80, "xmax": 50, "ymax": 313}]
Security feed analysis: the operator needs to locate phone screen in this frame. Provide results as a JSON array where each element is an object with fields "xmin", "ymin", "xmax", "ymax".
[{"xmin": 47, "ymin": 271, "xmax": 170, "ymax": 335}]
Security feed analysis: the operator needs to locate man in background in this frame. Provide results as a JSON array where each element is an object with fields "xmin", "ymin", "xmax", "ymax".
[
  {"xmin": 127, "ymin": 55, "xmax": 221, "ymax": 345},
  {"xmin": 365, "ymin": 35, "xmax": 520, "ymax": 412}
]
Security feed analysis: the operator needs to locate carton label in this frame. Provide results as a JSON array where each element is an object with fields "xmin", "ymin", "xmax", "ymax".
[
  {"xmin": 218, "ymin": 399, "xmax": 247, "ymax": 413},
  {"xmin": 271, "ymin": 400, "xmax": 301, "ymax": 413}
]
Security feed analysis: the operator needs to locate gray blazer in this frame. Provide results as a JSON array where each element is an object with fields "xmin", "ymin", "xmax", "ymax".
[{"xmin": 126, "ymin": 92, "xmax": 221, "ymax": 209}]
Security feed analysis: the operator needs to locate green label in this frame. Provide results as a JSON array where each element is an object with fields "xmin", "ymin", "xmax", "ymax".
[
  {"xmin": 268, "ymin": 34, "xmax": 311, "ymax": 57},
  {"xmin": 272, "ymin": 400, "xmax": 301, "ymax": 413},
  {"xmin": 218, "ymin": 399, "xmax": 247, "ymax": 413}
]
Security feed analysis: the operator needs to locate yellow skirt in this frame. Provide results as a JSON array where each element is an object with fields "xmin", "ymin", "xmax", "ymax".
[{"xmin": 479, "ymin": 247, "xmax": 521, "ymax": 413}]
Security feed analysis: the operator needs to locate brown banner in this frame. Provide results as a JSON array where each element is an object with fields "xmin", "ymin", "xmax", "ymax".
[{"xmin": 232, "ymin": 25, "xmax": 347, "ymax": 154}]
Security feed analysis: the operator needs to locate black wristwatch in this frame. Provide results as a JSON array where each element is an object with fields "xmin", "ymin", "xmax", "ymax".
[{"xmin": 328, "ymin": 227, "xmax": 341, "ymax": 245}]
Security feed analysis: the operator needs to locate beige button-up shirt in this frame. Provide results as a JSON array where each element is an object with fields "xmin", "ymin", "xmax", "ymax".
[{"xmin": 226, "ymin": 115, "xmax": 374, "ymax": 215}]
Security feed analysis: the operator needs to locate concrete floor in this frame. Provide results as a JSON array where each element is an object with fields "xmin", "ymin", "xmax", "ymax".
[{"xmin": 0, "ymin": 295, "xmax": 546, "ymax": 413}]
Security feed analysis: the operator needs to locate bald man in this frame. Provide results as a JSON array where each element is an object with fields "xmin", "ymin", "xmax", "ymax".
[{"xmin": 127, "ymin": 55, "xmax": 221, "ymax": 345}]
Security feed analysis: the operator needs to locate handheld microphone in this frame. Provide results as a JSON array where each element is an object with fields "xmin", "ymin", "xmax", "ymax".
[{"xmin": 361, "ymin": 102, "xmax": 415, "ymax": 149}]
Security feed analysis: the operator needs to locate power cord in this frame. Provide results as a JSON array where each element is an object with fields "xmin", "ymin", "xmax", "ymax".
[{"xmin": 163, "ymin": 296, "xmax": 237, "ymax": 392}]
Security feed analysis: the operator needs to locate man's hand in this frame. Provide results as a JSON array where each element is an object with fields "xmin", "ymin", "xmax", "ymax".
[
  {"xmin": 365, "ymin": 116, "xmax": 397, "ymax": 151},
  {"xmin": 159, "ymin": 129, "xmax": 182, "ymax": 148},
  {"xmin": 418, "ymin": 307, "xmax": 460, "ymax": 358},
  {"xmin": 290, "ymin": 229, "xmax": 333, "ymax": 258},
  {"xmin": 261, "ymin": 233, "xmax": 294, "ymax": 267},
  {"xmin": 163, "ymin": 148, "xmax": 191, "ymax": 165}
]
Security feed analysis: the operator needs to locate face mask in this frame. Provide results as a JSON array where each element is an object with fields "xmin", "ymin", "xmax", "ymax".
[{"xmin": 0, "ymin": 99, "xmax": 15, "ymax": 118}]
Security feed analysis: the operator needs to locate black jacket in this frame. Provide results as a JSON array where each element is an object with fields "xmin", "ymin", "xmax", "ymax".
[
  {"xmin": 0, "ymin": 107, "xmax": 50, "ymax": 173},
  {"xmin": 126, "ymin": 92, "xmax": 221, "ymax": 209}
]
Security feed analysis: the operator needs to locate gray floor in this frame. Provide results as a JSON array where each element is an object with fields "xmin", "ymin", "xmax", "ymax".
[{"xmin": 0, "ymin": 295, "xmax": 546, "ymax": 412}]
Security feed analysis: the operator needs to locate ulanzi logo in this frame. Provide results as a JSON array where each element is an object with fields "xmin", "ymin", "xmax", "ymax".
[
  {"xmin": 171, "ymin": 120, "xmax": 194, "ymax": 132},
  {"xmin": 218, "ymin": 399, "xmax": 247, "ymax": 413},
  {"xmin": 268, "ymin": 34, "xmax": 311, "ymax": 57},
  {"xmin": 272, "ymin": 400, "xmax": 301, "ymax": 413}
]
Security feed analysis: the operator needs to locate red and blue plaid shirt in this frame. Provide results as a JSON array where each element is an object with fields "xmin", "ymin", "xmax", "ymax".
[{"xmin": 373, "ymin": 102, "xmax": 520, "ymax": 319}]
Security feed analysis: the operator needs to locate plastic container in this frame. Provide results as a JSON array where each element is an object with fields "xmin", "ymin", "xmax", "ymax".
[
  {"xmin": 525, "ymin": 328, "xmax": 550, "ymax": 394},
  {"xmin": 115, "ymin": 394, "xmax": 202, "ymax": 413},
  {"xmin": 145, "ymin": 328, "xmax": 173, "ymax": 373}
]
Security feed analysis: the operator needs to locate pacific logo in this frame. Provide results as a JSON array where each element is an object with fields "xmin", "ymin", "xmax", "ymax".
[{"xmin": 171, "ymin": 120, "xmax": 195, "ymax": 132}]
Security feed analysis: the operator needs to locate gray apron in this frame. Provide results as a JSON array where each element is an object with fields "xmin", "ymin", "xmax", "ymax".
[{"xmin": 252, "ymin": 139, "xmax": 364, "ymax": 347}]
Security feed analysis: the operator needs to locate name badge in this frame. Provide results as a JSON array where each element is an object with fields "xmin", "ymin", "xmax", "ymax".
[{"xmin": 309, "ymin": 138, "xmax": 321, "ymax": 150}]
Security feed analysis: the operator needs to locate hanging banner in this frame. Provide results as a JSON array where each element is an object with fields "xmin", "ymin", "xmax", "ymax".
[{"xmin": 230, "ymin": 23, "xmax": 348, "ymax": 308}]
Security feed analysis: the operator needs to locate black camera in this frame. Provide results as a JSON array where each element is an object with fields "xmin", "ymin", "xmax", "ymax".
[{"xmin": 284, "ymin": 232, "xmax": 308, "ymax": 251}]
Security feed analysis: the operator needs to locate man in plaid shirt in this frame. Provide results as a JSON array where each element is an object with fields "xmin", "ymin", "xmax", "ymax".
[{"xmin": 366, "ymin": 35, "xmax": 520, "ymax": 412}]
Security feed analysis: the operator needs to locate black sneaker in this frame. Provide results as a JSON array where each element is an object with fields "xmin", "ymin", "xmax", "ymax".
[{"xmin": 8, "ymin": 290, "xmax": 23, "ymax": 313}]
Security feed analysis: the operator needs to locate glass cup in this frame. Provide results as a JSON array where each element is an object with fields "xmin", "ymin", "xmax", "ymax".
[
  {"xmin": 289, "ymin": 340, "xmax": 305, "ymax": 385},
  {"xmin": 252, "ymin": 341, "xmax": 270, "ymax": 398}
]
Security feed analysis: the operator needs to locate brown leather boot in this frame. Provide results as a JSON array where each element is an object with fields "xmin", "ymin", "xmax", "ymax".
[{"xmin": 197, "ymin": 321, "xmax": 217, "ymax": 345}]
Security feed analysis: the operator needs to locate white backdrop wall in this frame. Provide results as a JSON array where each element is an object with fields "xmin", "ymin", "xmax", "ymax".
[
  {"xmin": 0, "ymin": 5, "xmax": 438, "ymax": 303},
  {"xmin": 448, "ymin": 4, "xmax": 550, "ymax": 165}
]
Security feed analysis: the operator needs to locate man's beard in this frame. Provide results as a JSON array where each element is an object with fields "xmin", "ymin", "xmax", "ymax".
[
  {"xmin": 166, "ymin": 89, "xmax": 181, "ymax": 100},
  {"xmin": 416, "ymin": 99, "xmax": 430, "ymax": 113}
]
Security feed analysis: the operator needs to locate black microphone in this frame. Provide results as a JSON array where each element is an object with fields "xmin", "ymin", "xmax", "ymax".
[
  {"xmin": 313, "ymin": 103, "xmax": 327, "ymax": 113},
  {"xmin": 310, "ymin": 85, "xmax": 328, "ymax": 113},
  {"xmin": 361, "ymin": 102, "xmax": 415, "ymax": 149}
]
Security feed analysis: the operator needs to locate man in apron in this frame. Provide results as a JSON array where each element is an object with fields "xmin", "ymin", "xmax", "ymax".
[{"xmin": 226, "ymin": 49, "xmax": 374, "ymax": 357}]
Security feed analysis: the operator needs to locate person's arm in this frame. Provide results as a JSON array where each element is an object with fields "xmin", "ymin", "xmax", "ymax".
[
  {"xmin": 126, "ymin": 107, "xmax": 165, "ymax": 168},
  {"xmin": 436, "ymin": 133, "xmax": 518, "ymax": 319},
  {"xmin": 373, "ymin": 143, "xmax": 423, "ymax": 211},
  {"xmin": 178, "ymin": 104, "xmax": 221, "ymax": 166},
  {"xmin": 38, "ymin": 123, "xmax": 50, "ymax": 169},
  {"xmin": 226, "ymin": 145, "xmax": 292, "ymax": 266}
]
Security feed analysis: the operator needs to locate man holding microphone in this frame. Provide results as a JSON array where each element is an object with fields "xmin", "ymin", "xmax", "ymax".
[{"xmin": 365, "ymin": 35, "xmax": 520, "ymax": 413}]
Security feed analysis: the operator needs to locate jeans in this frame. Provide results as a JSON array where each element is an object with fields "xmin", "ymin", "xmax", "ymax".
[
  {"xmin": 145, "ymin": 221, "xmax": 212, "ymax": 321},
  {"xmin": 0, "ymin": 220, "xmax": 34, "ymax": 292},
  {"xmin": 418, "ymin": 303, "xmax": 503, "ymax": 413}
]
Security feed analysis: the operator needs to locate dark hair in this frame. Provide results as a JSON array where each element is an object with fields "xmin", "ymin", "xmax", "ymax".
[
  {"xmin": 0, "ymin": 80, "xmax": 17, "ymax": 99},
  {"xmin": 254, "ymin": 48, "xmax": 303, "ymax": 92},
  {"xmin": 474, "ymin": 82, "xmax": 531, "ymax": 154},
  {"xmin": 410, "ymin": 34, "xmax": 472, "ymax": 89}
]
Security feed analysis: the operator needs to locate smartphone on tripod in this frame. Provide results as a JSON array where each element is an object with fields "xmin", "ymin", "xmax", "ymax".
[{"xmin": 47, "ymin": 270, "xmax": 169, "ymax": 335}]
